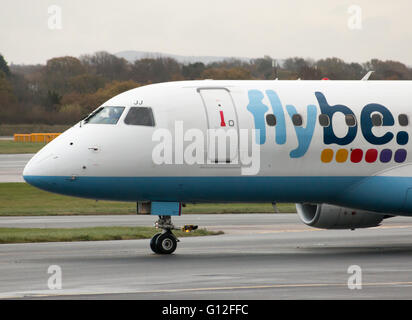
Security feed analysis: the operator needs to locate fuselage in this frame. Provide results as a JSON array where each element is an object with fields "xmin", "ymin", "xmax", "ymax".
[{"xmin": 23, "ymin": 80, "xmax": 412, "ymax": 215}]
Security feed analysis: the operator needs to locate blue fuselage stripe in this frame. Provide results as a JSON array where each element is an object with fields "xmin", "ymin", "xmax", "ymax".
[{"xmin": 22, "ymin": 175, "xmax": 412, "ymax": 215}]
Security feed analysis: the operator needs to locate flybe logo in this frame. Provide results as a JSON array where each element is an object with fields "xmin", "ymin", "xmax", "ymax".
[{"xmin": 246, "ymin": 90, "xmax": 408, "ymax": 163}]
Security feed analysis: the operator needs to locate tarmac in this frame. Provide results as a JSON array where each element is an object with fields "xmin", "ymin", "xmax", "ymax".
[{"xmin": 1, "ymin": 214, "xmax": 412, "ymax": 299}]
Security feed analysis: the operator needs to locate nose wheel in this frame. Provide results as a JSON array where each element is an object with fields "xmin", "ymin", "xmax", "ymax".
[
  {"xmin": 151, "ymin": 231, "xmax": 178, "ymax": 254},
  {"xmin": 150, "ymin": 215, "xmax": 197, "ymax": 254}
]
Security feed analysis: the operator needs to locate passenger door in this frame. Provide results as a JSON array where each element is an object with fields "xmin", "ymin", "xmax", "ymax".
[{"xmin": 198, "ymin": 88, "xmax": 239, "ymax": 163}]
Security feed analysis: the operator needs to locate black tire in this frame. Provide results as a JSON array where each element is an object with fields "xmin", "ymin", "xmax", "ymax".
[
  {"xmin": 150, "ymin": 233, "xmax": 162, "ymax": 254},
  {"xmin": 155, "ymin": 232, "xmax": 177, "ymax": 254}
]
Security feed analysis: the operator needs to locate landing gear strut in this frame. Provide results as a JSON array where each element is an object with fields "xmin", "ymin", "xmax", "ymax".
[
  {"xmin": 150, "ymin": 215, "xmax": 197, "ymax": 254},
  {"xmin": 150, "ymin": 216, "xmax": 178, "ymax": 254}
]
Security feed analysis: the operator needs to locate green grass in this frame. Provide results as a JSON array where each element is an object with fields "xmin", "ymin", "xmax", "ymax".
[
  {"xmin": 0, "ymin": 124, "xmax": 70, "ymax": 136},
  {"xmin": 0, "ymin": 140, "xmax": 46, "ymax": 154},
  {"xmin": 183, "ymin": 202, "xmax": 296, "ymax": 214},
  {"xmin": 0, "ymin": 183, "xmax": 139, "ymax": 216},
  {"xmin": 0, "ymin": 183, "xmax": 296, "ymax": 216},
  {"xmin": 0, "ymin": 226, "xmax": 223, "ymax": 244}
]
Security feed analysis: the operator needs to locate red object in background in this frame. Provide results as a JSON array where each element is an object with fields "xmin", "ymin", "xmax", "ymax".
[
  {"xmin": 219, "ymin": 111, "xmax": 226, "ymax": 127},
  {"xmin": 322, "ymin": 77, "xmax": 330, "ymax": 80}
]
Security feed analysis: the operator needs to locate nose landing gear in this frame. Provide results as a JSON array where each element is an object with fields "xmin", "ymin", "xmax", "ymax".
[
  {"xmin": 151, "ymin": 216, "xmax": 179, "ymax": 254},
  {"xmin": 150, "ymin": 230, "xmax": 178, "ymax": 254},
  {"xmin": 150, "ymin": 215, "xmax": 197, "ymax": 254}
]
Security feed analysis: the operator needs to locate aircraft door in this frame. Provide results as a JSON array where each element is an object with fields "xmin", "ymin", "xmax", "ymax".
[{"xmin": 198, "ymin": 88, "xmax": 239, "ymax": 163}]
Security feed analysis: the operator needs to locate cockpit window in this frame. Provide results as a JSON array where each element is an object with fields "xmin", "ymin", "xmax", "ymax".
[
  {"xmin": 85, "ymin": 106, "xmax": 125, "ymax": 125},
  {"xmin": 124, "ymin": 107, "xmax": 155, "ymax": 126}
]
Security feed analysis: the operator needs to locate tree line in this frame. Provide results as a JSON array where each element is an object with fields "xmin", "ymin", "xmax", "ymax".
[{"xmin": 1, "ymin": 51, "xmax": 412, "ymax": 125}]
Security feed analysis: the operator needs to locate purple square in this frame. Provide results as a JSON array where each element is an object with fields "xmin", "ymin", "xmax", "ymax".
[
  {"xmin": 394, "ymin": 149, "xmax": 407, "ymax": 163},
  {"xmin": 380, "ymin": 149, "xmax": 392, "ymax": 163}
]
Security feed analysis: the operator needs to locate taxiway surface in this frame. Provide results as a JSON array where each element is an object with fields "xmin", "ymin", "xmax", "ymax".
[
  {"xmin": 1, "ymin": 214, "xmax": 412, "ymax": 299},
  {"xmin": 0, "ymin": 154, "xmax": 33, "ymax": 183}
]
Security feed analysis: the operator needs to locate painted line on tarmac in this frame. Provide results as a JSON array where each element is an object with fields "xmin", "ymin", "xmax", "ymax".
[{"xmin": 3, "ymin": 280, "xmax": 412, "ymax": 299}]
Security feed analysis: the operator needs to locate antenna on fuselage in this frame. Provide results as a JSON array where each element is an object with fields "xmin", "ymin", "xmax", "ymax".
[{"xmin": 361, "ymin": 71, "xmax": 374, "ymax": 81}]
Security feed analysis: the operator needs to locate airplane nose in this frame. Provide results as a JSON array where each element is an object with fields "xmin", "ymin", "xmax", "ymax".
[
  {"xmin": 22, "ymin": 162, "xmax": 37, "ymax": 187},
  {"xmin": 23, "ymin": 158, "xmax": 39, "ymax": 189},
  {"xmin": 22, "ymin": 161, "xmax": 32, "ymax": 181},
  {"xmin": 23, "ymin": 155, "xmax": 42, "ymax": 187},
  {"xmin": 22, "ymin": 126, "xmax": 82, "ymax": 192},
  {"xmin": 22, "ymin": 152, "xmax": 59, "ymax": 189}
]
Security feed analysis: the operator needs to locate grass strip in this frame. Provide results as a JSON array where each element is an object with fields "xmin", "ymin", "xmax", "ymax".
[
  {"xmin": 0, "ymin": 183, "xmax": 296, "ymax": 216},
  {"xmin": 0, "ymin": 141, "xmax": 45, "ymax": 154},
  {"xmin": 0, "ymin": 124, "xmax": 70, "ymax": 136},
  {"xmin": 0, "ymin": 226, "xmax": 223, "ymax": 244}
]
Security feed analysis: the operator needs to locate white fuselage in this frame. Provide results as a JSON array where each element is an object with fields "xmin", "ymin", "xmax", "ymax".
[{"xmin": 23, "ymin": 80, "xmax": 412, "ymax": 215}]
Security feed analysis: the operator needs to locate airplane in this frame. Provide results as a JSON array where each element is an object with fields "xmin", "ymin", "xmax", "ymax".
[{"xmin": 23, "ymin": 79, "xmax": 412, "ymax": 254}]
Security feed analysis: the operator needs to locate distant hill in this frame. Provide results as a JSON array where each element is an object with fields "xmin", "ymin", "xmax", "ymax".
[{"xmin": 115, "ymin": 50, "xmax": 252, "ymax": 65}]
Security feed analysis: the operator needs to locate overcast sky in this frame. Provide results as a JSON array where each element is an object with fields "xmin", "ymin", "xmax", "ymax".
[{"xmin": 1, "ymin": 0, "xmax": 411, "ymax": 65}]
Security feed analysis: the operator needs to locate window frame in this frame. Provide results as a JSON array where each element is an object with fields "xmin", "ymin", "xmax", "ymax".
[
  {"xmin": 84, "ymin": 106, "xmax": 125, "ymax": 125},
  {"xmin": 123, "ymin": 106, "xmax": 156, "ymax": 127},
  {"xmin": 345, "ymin": 114, "xmax": 357, "ymax": 127},
  {"xmin": 83, "ymin": 107, "xmax": 104, "ymax": 123},
  {"xmin": 371, "ymin": 113, "xmax": 383, "ymax": 127},
  {"xmin": 292, "ymin": 114, "xmax": 303, "ymax": 126},
  {"xmin": 318, "ymin": 114, "xmax": 330, "ymax": 127},
  {"xmin": 399, "ymin": 114, "xmax": 409, "ymax": 126},
  {"xmin": 266, "ymin": 114, "xmax": 277, "ymax": 126}
]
